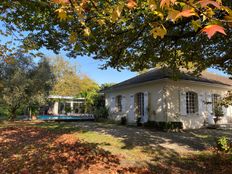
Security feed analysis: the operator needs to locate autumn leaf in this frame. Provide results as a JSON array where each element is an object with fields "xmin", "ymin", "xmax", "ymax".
[
  {"xmin": 53, "ymin": 0, "xmax": 69, "ymax": 4},
  {"xmin": 148, "ymin": 0, "xmax": 157, "ymax": 11},
  {"xmin": 111, "ymin": 4, "xmax": 124, "ymax": 22},
  {"xmin": 167, "ymin": 9, "xmax": 180, "ymax": 22},
  {"xmin": 69, "ymin": 32, "xmax": 77, "ymax": 43},
  {"xmin": 191, "ymin": 20, "xmax": 201, "ymax": 31},
  {"xmin": 199, "ymin": 0, "xmax": 221, "ymax": 9},
  {"xmin": 127, "ymin": 0, "xmax": 137, "ymax": 9},
  {"xmin": 150, "ymin": 25, "xmax": 167, "ymax": 39},
  {"xmin": 97, "ymin": 19, "xmax": 106, "ymax": 26},
  {"xmin": 84, "ymin": 27, "xmax": 91, "ymax": 36},
  {"xmin": 201, "ymin": 24, "xmax": 226, "ymax": 38},
  {"xmin": 55, "ymin": 8, "xmax": 67, "ymax": 21},
  {"xmin": 224, "ymin": 15, "xmax": 232, "ymax": 27},
  {"xmin": 175, "ymin": 9, "xmax": 198, "ymax": 20},
  {"xmin": 160, "ymin": 0, "xmax": 176, "ymax": 8}
]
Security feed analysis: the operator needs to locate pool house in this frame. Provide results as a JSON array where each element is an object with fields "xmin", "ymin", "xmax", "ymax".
[{"xmin": 46, "ymin": 95, "xmax": 85, "ymax": 115}]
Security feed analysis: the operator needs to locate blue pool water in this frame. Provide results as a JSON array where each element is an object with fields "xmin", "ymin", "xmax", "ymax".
[{"xmin": 37, "ymin": 115, "xmax": 94, "ymax": 121}]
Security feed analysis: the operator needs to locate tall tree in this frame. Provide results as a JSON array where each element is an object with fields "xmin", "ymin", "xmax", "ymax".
[
  {"xmin": 49, "ymin": 56, "xmax": 99, "ymax": 96},
  {"xmin": 0, "ymin": 54, "xmax": 54, "ymax": 120},
  {"xmin": 0, "ymin": 0, "xmax": 232, "ymax": 74}
]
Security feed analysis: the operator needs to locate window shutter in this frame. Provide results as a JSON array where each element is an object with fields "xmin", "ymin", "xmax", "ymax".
[
  {"xmin": 143, "ymin": 91, "xmax": 149, "ymax": 123},
  {"xmin": 110, "ymin": 96, "xmax": 115, "ymax": 112},
  {"xmin": 179, "ymin": 91, "xmax": 187, "ymax": 115},
  {"xmin": 198, "ymin": 93, "xmax": 204, "ymax": 116},
  {"xmin": 121, "ymin": 95, "xmax": 126, "ymax": 112},
  {"xmin": 206, "ymin": 93, "xmax": 213, "ymax": 115},
  {"xmin": 128, "ymin": 94, "xmax": 135, "ymax": 123}
]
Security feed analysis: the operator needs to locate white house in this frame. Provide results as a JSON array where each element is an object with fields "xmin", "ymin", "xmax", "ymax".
[{"xmin": 103, "ymin": 68, "xmax": 232, "ymax": 129}]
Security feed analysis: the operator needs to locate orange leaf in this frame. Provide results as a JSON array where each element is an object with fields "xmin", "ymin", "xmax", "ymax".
[
  {"xmin": 127, "ymin": 0, "xmax": 137, "ymax": 9},
  {"xmin": 175, "ymin": 9, "xmax": 197, "ymax": 20},
  {"xmin": 199, "ymin": 0, "xmax": 221, "ymax": 9},
  {"xmin": 53, "ymin": 0, "xmax": 69, "ymax": 4},
  {"xmin": 201, "ymin": 24, "xmax": 226, "ymax": 38},
  {"xmin": 160, "ymin": 0, "xmax": 176, "ymax": 8}
]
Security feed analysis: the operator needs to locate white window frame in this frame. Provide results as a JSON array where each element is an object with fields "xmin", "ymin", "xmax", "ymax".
[{"xmin": 186, "ymin": 91, "xmax": 198, "ymax": 115}]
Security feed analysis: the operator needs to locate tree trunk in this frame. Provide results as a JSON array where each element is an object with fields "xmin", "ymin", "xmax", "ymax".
[{"xmin": 8, "ymin": 108, "xmax": 17, "ymax": 121}]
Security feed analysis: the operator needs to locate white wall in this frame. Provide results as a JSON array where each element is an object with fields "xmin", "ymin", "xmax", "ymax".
[
  {"xmin": 105, "ymin": 79, "xmax": 232, "ymax": 129},
  {"xmin": 105, "ymin": 80, "xmax": 166, "ymax": 124},
  {"xmin": 166, "ymin": 80, "xmax": 232, "ymax": 129}
]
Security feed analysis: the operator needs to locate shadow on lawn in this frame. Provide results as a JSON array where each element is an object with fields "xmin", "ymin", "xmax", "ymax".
[
  {"xmin": 74, "ymin": 122, "xmax": 232, "ymax": 151},
  {"xmin": 144, "ymin": 146, "xmax": 232, "ymax": 174},
  {"xmin": 1, "ymin": 122, "xmax": 231, "ymax": 174},
  {"xmin": 0, "ymin": 125, "xmax": 152, "ymax": 174},
  {"xmin": 69, "ymin": 122, "xmax": 232, "ymax": 173}
]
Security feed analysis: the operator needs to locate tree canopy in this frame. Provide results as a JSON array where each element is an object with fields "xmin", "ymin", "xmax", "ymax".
[
  {"xmin": 0, "ymin": 53, "xmax": 54, "ymax": 119},
  {"xmin": 49, "ymin": 56, "xmax": 99, "ymax": 96},
  {"xmin": 0, "ymin": 0, "xmax": 232, "ymax": 74}
]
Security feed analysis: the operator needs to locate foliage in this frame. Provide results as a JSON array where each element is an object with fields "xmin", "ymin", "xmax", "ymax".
[
  {"xmin": 137, "ymin": 68, "xmax": 151, "ymax": 75},
  {"xmin": 78, "ymin": 88, "xmax": 99, "ymax": 113},
  {"xmin": 214, "ymin": 105, "xmax": 224, "ymax": 117},
  {"xmin": 93, "ymin": 106, "xmax": 109, "ymax": 120},
  {"xmin": 49, "ymin": 56, "xmax": 98, "ymax": 97},
  {"xmin": 0, "ymin": 53, "xmax": 54, "ymax": 120},
  {"xmin": 1, "ymin": 1, "xmax": 232, "ymax": 75},
  {"xmin": 216, "ymin": 136, "xmax": 232, "ymax": 153},
  {"xmin": 221, "ymin": 91, "xmax": 232, "ymax": 107},
  {"xmin": 64, "ymin": 106, "xmax": 72, "ymax": 114},
  {"xmin": 100, "ymin": 83, "xmax": 116, "ymax": 91}
]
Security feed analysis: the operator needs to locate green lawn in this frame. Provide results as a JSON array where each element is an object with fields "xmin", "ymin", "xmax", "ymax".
[{"xmin": 0, "ymin": 121, "xmax": 231, "ymax": 174}]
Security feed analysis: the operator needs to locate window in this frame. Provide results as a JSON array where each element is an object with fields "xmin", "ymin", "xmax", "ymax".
[
  {"xmin": 137, "ymin": 93, "xmax": 144, "ymax": 116},
  {"xmin": 116, "ymin": 95, "xmax": 122, "ymax": 112},
  {"xmin": 186, "ymin": 92, "xmax": 198, "ymax": 114}
]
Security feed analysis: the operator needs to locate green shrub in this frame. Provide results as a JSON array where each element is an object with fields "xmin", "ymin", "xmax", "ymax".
[
  {"xmin": 93, "ymin": 107, "xmax": 109, "ymax": 120},
  {"xmin": 216, "ymin": 136, "xmax": 232, "ymax": 153}
]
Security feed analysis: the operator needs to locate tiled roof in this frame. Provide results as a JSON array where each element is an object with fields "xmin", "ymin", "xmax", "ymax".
[{"xmin": 104, "ymin": 68, "xmax": 232, "ymax": 92}]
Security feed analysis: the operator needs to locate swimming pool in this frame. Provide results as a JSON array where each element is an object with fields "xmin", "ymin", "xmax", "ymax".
[{"xmin": 37, "ymin": 115, "xmax": 95, "ymax": 121}]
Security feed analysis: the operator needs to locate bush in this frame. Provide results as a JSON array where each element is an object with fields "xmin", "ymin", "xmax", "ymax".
[
  {"xmin": 121, "ymin": 116, "xmax": 127, "ymax": 125},
  {"xmin": 93, "ymin": 107, "xmax": 109, "ymax": 120},
  {"xmin": 144, "ymin": 121, "xmax": 183, "ymax": 131},
  {"xmin": 216, "ymin": 136, "xmax": 232, "ymax": 153}
]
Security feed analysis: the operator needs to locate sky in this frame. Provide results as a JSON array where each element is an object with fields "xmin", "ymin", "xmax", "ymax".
[
  {"xmin": 42, "ymin": 48, "xmax": 228, "ymax": 85},
  {"xmin": 40, "ymin": 48, "xmax": 136, "ymax": 85}
]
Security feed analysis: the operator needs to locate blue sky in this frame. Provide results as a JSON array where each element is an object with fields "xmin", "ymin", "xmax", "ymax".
[
  {"xmin": 42, "ymin": 48, "xmax": 227, "ymax": 85},
  {"xmin": 41, "ymin": 48, "xmax": 136, "ymax": 85}
]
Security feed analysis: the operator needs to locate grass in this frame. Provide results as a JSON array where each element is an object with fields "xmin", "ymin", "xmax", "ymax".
[
  {"xmin": 0, "ymin": 121, "xmax": 232, "ymax": 173},
  {"xmin": 75, "ymin": 131, "xmax": 151, "ymax": 166}
]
